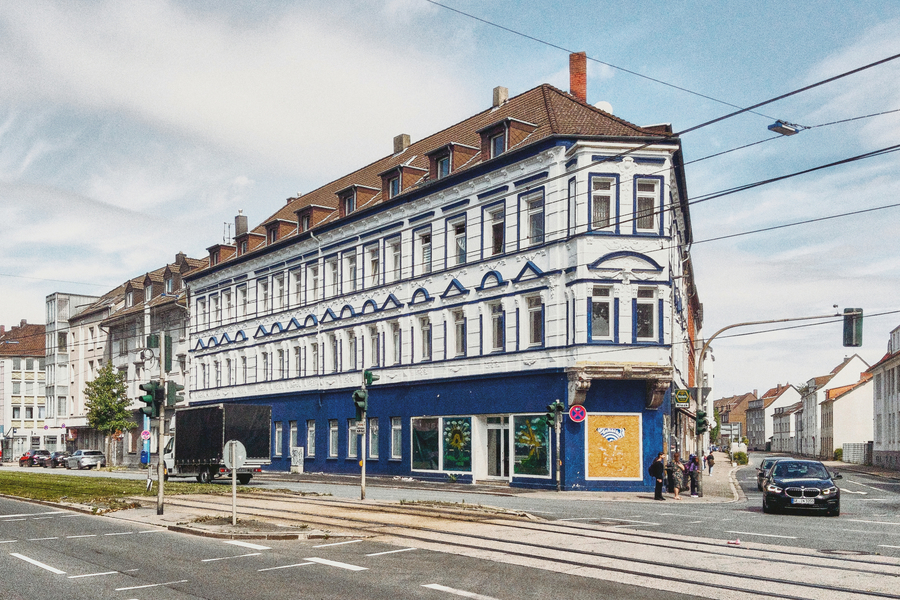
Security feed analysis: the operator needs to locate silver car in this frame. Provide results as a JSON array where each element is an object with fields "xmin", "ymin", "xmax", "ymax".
[{"xmin": 65, "ymin": 450, "xmax": 107, "ymax": 470}]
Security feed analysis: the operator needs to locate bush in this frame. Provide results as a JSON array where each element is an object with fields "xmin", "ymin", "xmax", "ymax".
[
  {"xmin": 834, "ymin": 448, "xmax": 843, "ymax": 462},
  {"xmin": 733, "ymin": 451, "xmax": 748, "ymax": 465}
]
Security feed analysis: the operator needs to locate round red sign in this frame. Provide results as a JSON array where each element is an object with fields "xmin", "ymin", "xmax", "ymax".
[{"xmin": 569, "ymin": 405, "xmax": 587, "ymax": 422}]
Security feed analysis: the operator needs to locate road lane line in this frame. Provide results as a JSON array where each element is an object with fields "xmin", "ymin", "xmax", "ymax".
[
  {"xmin": 879, "ymin": 545, "xmax": 900, "ymax": 549},
  {"xmin": 224, "ymin": 540, "xmax": 270, "ymax": 550},
  {"xmin": 312, "ymin": 539, "xmax": 362, "ymax": 548},
  {"xmin": 258, "ymin": 562, "xmax": 314, "ymax": 572},
  {"xmin": 201, "ymin": 552, "xmax": 261, "ymax": 562},
  {"xmin": 422, "ymin": 583, "xmax": 499, "ymax": 599},
  {"xmin": 68, "ymin": 571, "xmax": 118, "ymax": 579},
  {"xmin": 0, "ymin": 512, "xmax": 65, "ymax": 519},
  {"xmin": 725, "ymin": 530, "xmax": 797, "ymax": 539},
  {"xmin": 304, "ymin": 557, "xmax": 368, "ymax": 571},
  {"xmin": 27, "ymin": 537, "xmax": 59, "ymax": 541},
  {"xmin": 846, "ymin": 479, "xmax": 883, "ymax": 491},
  {"xmin": 0, "ymin": 540, "xmax": 17, "ymax": 544},
  {"xmin": 32, "ymin": 517, "xmax": 56, "ymax": 520},
  {"xmin": 66, "ymin": 535, "xmax": 97, "ymax": 539},
  {"xmin": 10, "ymin": 553, "xmax": 66, "ymax": 574},
  {"xmin": 115, "ymin": 580, "xmax": 188, "ymax": 591},
  {"xmin": 1, "ymin": 519, "xmax": 26, "ymax": 522},
  {"xmin": 104, "ymin": 532, "xmax": 133, "ymax": 536},
  {"xmin": 845, "ymin": 519, "xmax": 900, "ymax": 525},
  {"xmin": 138, "ymin": 530, "xmax": 164, "ymax": 534},
  {"xmin": 366, "ymin": 547, "xmax": 417, "ymax": 556}
]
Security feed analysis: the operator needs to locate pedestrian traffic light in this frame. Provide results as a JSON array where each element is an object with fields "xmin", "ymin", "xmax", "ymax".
[
  {"xmin": 545, "ymin": 400, "xmax": 564, "ymax": 424},
  {"xmin": 352, "ymin": 388, "xmax": 368, "ymax": 421},
  {"xmin": 843, "ymin": 308, "xmax": 863, "ymax": 347},
  {"xmin": 166, "ymin": 381, "xmax": 184, "ymax": 407},
  {"xmin": 696, "ymin": 409, "xmax": 709, "ymax": 435},
  {"xmin": 138, "ymin": 382, "xmax": 161, "ymax": 418},
  {"xmin": 363, "ymin": 369, "xmax": 379, "ymax": 387}
]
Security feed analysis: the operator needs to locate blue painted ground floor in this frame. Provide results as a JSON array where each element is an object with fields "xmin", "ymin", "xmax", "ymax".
[{"xmin": 202, "ymin": 368, "xmax": 672, "ymax": 492}]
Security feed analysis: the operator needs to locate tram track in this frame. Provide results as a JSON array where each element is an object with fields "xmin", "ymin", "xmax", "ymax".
[{"xmin": 155, "ymin": 492, "xmax": 900, "ymax": 600}]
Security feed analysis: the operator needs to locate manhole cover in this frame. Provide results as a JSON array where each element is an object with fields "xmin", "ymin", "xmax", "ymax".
[{"xmin": 819, "ymin": 549, "xmax": 871, "ymax": 556}]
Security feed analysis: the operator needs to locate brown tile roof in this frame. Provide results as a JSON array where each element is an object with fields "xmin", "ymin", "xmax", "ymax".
[
  {"xmin": 197, "ymin": 83, "xmax": 674, "ymax": 275},
  {"xmin": 0, "ymin": 321, "xmax": 45, "ymax": 357}
]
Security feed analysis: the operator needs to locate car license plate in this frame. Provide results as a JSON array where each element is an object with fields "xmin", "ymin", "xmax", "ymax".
[{"xmin": 791, "ymin": 498, "xmax": 815, "ymax": 505}]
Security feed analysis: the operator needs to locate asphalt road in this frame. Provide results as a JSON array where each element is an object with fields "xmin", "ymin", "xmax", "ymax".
[{"xmin": 0, "ymin": 495, "xmax": 698, "ymax": 600}]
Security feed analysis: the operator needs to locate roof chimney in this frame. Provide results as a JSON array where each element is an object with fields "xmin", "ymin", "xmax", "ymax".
[
  {"xmin": 492, "ymin": 86, "xmax": 508, "ymax": 108},
  {"xmin": 0, "ymin": 325, "xmax": 5, "ymax": 335},
  {"xmin": 569, "ymin": 52, "xmax": 587, "ymax": 102},
  {"xmin": 393, "ymin": 133, "xmax": 410, "ymax": 154},
  {"xmin": 235, "ymin": 210, "xmax": 248, "ymax": 238}
]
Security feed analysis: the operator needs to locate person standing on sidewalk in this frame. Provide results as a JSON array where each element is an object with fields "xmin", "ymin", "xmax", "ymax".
[
  {"xmin": 649, "ymin": 452, "xmax": 667, "ymax": 500},
  {"xmin": 706, "ymin": 452, "xmax": 715, "ymax": 475},
  {"xmin": 669, "ymin": 451, "xmax": 684, "ymax": 500},
  {"xmin": 687, "ymin": 454, "xmax": 700, "ymax": 497}
]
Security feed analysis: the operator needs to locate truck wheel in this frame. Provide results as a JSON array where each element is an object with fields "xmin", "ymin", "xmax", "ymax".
[
  {"xmin": 237, "ymin": 474, "xmax": 251, "ymax": 485},
  {"xmin": 197, "ymin": 469, "xmax": 211, "ymax": 484}
]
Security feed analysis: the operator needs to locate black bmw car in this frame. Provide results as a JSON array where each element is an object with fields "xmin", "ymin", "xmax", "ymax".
[{"xmin": 762, "ymin": 459, "xmax": 841, "ymax": 516}]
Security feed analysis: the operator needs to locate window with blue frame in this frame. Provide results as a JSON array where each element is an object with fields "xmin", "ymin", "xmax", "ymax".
[
  {"xmin": 634, "ymin": 287, "xmax": 657, "ymax": 341},
  {"xmin": 634, "ymin": 178, "xmax": 660, "ymax": 233},
  {"xmin": 514, "ymin": 415, "xmax": 550, "ymax": 476},
  {"xmin": 590, "ymin": 286, "xmax": 613, "ymax": 341},
  {"xmin": 524, "ymin": 191, "xmax": 544, "ymax": 245},
  {"xmin": 526, "ymin": 295, "xmax": 544, "ymax": 347},
  {"xmin": 490, "ymin": 301, "xmax": 505, "ymax": 352}
]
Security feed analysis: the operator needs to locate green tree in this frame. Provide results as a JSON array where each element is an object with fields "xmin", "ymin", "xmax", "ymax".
[
  {"xmin": 84, "ymin": 362, "xmax": 137, "ymax": 466},
  {"xmin": 711, "ymin": 409, "xmax": 721, "ymax": 444}
]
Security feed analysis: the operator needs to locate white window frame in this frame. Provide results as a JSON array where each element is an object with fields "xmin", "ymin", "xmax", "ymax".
[
  {"xmin": 344, "ymin": 251, "xmax": 357, "ymax": 293},
  {"xmin": 366, "ymin": 244, "xmax": 380, "ymax": 288},
  {"xmin": 634, "ymin": 177, "xmax": 660, "ymax": 233},
  {"xmin": 490, "ymin": 302, "xmax": 504, "ymax": 352},
  {"xmin": 522, "ymin": 190, "xmax": 544, "ymax": 246},
  {"xmin": 420, "ymin": 316, "xmax": 432, "ymax": 362},
  {"xmin": 591, "ymin": 176, "xmax": 615, "ymax": 231},
  {"xmin": 390, "ymin": 417, "xmax": 402, "ymax": 460},
  {"xmin": 347, "ymin": 419, "xmax": 358, "ymax": 458},
  {"xmin": 368, "ymin": 417, "xmax": 379, "ymax": 459},
  {"xmin": 526, "ymin": 295, "xmax": 543, "ymax": 347},
  {"xmin": 635, "ymin": 287, "xmax": 657, "ymax": 341},
  {"xmin": 391, "ymin": 321, "xmax": 401, "ymax": 365},
  {"xmin": 274, "ymin": 422, "xmax": 283, "ymax": 456},
  {"xmin": 328, "ymin": 419, "xmax": 339, "ymax": 458},
  {"xmin": 590, "ymin": 286, "xmax": 613, "ymax": 341},
  {"xmin": 453, "ymin": 309, "xmax": 466, "ymax": 358},
  {"xmin": 415, "ymin": 228, "xmax": 432, "ymax": 276},
  {"xmin": 306, "ymin": 420, "xmax": 316, "ymax": 458},
  {"xmin": 387, "ymin": 237, "xmax": 401, "ymax": 283},
  {"xmin": 307, "ymin": 264, "xmax": 320, "ymax": 303},
  {"xmin": 448, "ymin": 216, "xmax": 467, "ymax": 267}
]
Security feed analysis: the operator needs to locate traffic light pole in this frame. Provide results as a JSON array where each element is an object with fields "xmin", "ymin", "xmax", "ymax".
[
  {"xmin": 157, "ymin": 333, "xmax": 166, "ymax": 516},
  {"xmin": 360, "ymin": 376, "xmax": 367, "ymax": 501},
  {"xmin": 554, "ymin": 411, "xmax": 561, "ymax": 493}
]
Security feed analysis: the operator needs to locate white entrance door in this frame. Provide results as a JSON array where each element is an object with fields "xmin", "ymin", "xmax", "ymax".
[{"xmin": 486, "ymin": 416, "xmax": 510, "ymax": 479}]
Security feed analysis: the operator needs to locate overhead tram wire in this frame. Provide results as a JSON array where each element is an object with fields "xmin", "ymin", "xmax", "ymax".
[{"xmin": 423, "ymin": 0, "xmax": 779, "ymax": 120}]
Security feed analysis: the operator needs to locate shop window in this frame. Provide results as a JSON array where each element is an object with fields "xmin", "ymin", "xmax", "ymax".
[
  {"xmin": 391, "ymin": 417, "xmax": 402, "ymax": 460},
  {"xmin": 442, "ymin": 417, "xmax": 472, "ymax": 472},
  {"xmin": 513, "ymin": 415, "xmax": 551, "ymax": 476},
  {"xmin": 412, "ymin": 418, "xmax": 439, "ymax": 470}
]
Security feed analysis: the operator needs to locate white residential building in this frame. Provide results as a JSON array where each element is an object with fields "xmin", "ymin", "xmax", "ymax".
[
  {"xmin": 800, "ymin": 355, "xmax": 869, "ymax": 458},
  {"xmin": 872, "ymin": 324, "xmax": 900, "ymax": 468}
]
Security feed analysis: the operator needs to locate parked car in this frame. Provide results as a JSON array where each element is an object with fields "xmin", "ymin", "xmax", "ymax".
[
  {"xmin": 41, "ymin": 451, "xmax": 71, "ymax": 468},
  {"xmin": 18, "ymin": 449, "xmax": 50, "ymax": 467},
  {"xmin": 756, "ymin": 457, "xmax": 787, "ymax": 491},
  {"xmin": 762, "ymin": 459, "xmax": 841, "ymax": 516},
  {"xmin": 64, "ymin": 450, "xmax": 107, "ymax": 470}
]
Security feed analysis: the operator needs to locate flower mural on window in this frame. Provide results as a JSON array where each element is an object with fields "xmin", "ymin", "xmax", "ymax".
[
  {"xmin": 442, "ymin": 418, "xmax": 471, "ymax": 471},
  {"xmin": 514, "ymin": 416, "xmax": 550, "ymax": 476}
]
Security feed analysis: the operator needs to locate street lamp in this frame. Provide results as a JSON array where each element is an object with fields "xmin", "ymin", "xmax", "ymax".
[{"xmin": 768, "ymin": 120, "xmax": 800, "ymax": 136}]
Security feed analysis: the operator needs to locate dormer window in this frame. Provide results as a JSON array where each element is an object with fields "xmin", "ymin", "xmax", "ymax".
[
  {"xmin": 342, "ymin": 193, "xmax": 356, "ymax": 216},
  {"xmin": 125, "ymin": 291, "xmax": 133, "ymax": 308},
  {"xmin": 490, "ymin": 132, "xmax": 506, "ymax": 158},
  {"xmin": 144, "ymin": 285, "xmax": 152, "ymax": 303},
  {"xmin": 165, "ymin": 277, "xmax": 174, "ymax": 293},
  {"xmin": 240, "ymin": 240, "xmax": 248, "ymax": 255},
  {"xmin": 301, "ymin": 214, "xmax": 311, "ymax": 232},
  {"xmin": 269, "ymin": 228, "xmax": 278, "ymax": 244},
  {"xmin": 437, "ymin": 155, "xmax": 450, "ymax": 179},
  {"xmin": 388, "ymin": 176, "xmax": 400, "ymax": 199}
]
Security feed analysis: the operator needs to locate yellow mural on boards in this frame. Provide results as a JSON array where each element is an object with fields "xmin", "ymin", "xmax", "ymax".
[{"xmin": 586, "ymin": 414, "xmax": 642, "ymax": 479}]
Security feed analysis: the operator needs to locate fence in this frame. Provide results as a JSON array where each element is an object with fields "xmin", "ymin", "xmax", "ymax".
[{"xmin": 842, "ymin": 442, "xmax": 873, "ymax": 465}]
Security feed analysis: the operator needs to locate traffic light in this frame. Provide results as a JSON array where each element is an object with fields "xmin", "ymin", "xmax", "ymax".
[
  {"xmin": 352, "ymin": 388, "xmax": 368, "ymax": 421},
  {"xmin": 843, "ymin": 308, "xmax": 863, "ymax": 347},
  {"xmin": 363, "ymin": 369, "xmax": 379, "ymax": 386},
  {"xmin": 545, "ymin": 400, "xmax": 564, "ymax": 425},
  {"xmin": 166, "ymin": 381, "xmax": 184, "ymax": 407},
  {"xmin": 696, "ymin": 409, "xmax": 709, "ymax": 435},
  {"xmin": 138, "ymin": 382, "xmax": 161, "ymax": 418}
]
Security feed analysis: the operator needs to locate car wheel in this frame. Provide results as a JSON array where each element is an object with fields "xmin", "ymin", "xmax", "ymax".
[
  {"xmin": 237, "ymin": 474, "xmax": 251, "ymax": 485},
  {"xmin": 197, "ymin": 468, "xmax": 211, "ymax": 484}
]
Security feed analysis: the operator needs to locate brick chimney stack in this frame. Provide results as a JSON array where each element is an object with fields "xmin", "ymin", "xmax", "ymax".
[{"xmin": 569, "ymin": 52, "xmax": 587, "ymax": 102}]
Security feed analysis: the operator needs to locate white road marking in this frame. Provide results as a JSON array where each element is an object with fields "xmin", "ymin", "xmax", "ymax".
[
  {"xmin": 847, "ymin": 479, "xmax": 883, "ymax": 491},
  {"xmin": 366, "ymin": 547, "xmax": 417, "ymax": 557},
  {"xmin": 224, "ymin": 540, "xmax": 270, "ymax": 550},
  {"xmin": 104, "ymin": 532, "xmax": 133, "ymax": 536},
  {"xmin": 878, "ymin": 545, "xmax": 900, "ymax": 549},
  {"xmin": 1, "ymin": 519, "xmax": 26, "ymax": 522},
  {"xmin": 115, "ymin": 580, "xmax": 188, "ymax": 591},
  {"xmin": 68, "ymin": 571, "xmax": 118, "ymax": 579},
  {"xmin": 32, "ymin": 517, "xmax": 55, "ymax": 520},
  {"xmin": 304, "ymin": 557, "xmax": 368, "ymax": 571},
  {"xmin": 27, "ymin": 537, "xmax": 58, "ymax": 541},
  {"xmin": 138, "ymin": 530, "xmax": 163, "ymax": 534},
  {"xmin": 845, "ymin": 519, "xmax": 900, "ymax": 526},
  {"xmin": 0, "ymin": 511, "xmax": 65, "ymax": 519},
  {"xmin": 557, "ymin": 517, "xmax": 596, "ymax": 521},
  {"xmin": 725, "ymin": 530, "xmax": 797, "ymax": 539},
  {"xmin": 10, "ymin": 553, "xmax": 66, "ymax": 574},
  {"xmin": 0, "ymin": 540, "xmax": 17, "ymax": 544},
  {"xmin": 422, "ymin": 583, "xmax": 499, "ymax": 599},
  {"xmin": 313, "ymin": 539, "xmax": 362, "ymax": 548},
  {"xmin": 841, "ymin": 489, "xmax": 868, "ymax": 495},
  {"xmin": 66, "ymin": 535, "xmax": 97, "ymax": 539},
  {"xmin": 201, "ymin": 552, "xmax": 261, "ymax": 562},
  {"xmin": 257, "ymin": 562, "xmax": 314, "ymax": 572}
]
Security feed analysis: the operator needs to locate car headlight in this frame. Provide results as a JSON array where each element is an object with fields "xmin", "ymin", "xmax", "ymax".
[
  {"xmin": 821, "ymin": 487, "xmax": 838, "ymax": 495},
  {"xmin": 766, "ymin": 484, "xmax": 783, "ymax": 493}
]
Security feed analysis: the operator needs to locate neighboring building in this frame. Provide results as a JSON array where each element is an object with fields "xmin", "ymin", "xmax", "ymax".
[
  {"xmin": 820, "ymin": 373, "xmax": 873, "ymax": 460},
  {"xmin": 102, "ymin": 253, "xmax": 201, "ymax": 465},
  {"xmin": 746, "ymin": 383, "xmax": 800, "ymax": 450},
  {"xmin": 713, "ymin": 391, "xmax": 756, "ymax": 445},
  {"xmin": 772, "ymin": 401, "xmax": 802, "ymax": 453},
  {"xmin": 872, "ymin": 324, "xmax": 900, "ymax": 468},
  {"xmin": 184, "ymin": 55, "xmax": 703, "ymax": 492},
  {"xmin": 0, "ymin": 320, "xmax": 47, "ymax": 460},
  {"xmin": 799, "ymin": 355, "xmax": 869, "ymax": 458}
]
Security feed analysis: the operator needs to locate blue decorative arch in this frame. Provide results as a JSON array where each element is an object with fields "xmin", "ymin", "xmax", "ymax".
[
  {"xmin": 512, "ymin": 260, "xmax": 545, "ymax": 283},
  {"xmin": 381, "ymin": 293, "xmax": 402, "ymax": 311},
  {"xmin": 234, "ymin": 330, "xmax": 248, "ymax": 342},
  {"xmin": 269, "ymin": 321, "xmax": 285, "ymax": 334},
  {"xmin": 409, "ymin": 287, "xmax": 434, "ymax": 305},
  {"xmin": 339, "ymin": 304, "xmax": 356, "ymax": 319},
  {"xmin": 285, "ymin": 317, "xmax": 303, "ymax": 331},
  {"xmin": 589, "ymin": 251, "xmax": 664, "ymax": 273},
  {"xmin": 254, "ymin": 325, "xmax": 269, "ymax": 338},
  {"xmin": 220, "ymin": 332, "xmax": 233, "ymax": 344},
  {"xmin": 321, "ymin": 307, "xmax": 339, "ymax": 323},
  {"xmin": 361, "ymin": 299, "xmax": 378, "ymax": 314},
  {"xmin": 303, "ymin": 314, "xmax": 318, "ymax": 328},
  {"xmin": 476, "ymin": 270, "xmax": 506, "ymax": 291},
  {"xmin": 194, "ymin": 338, "xmax": 207, "ymax": 351},
  {"xmin": 441, "ymin": 278, "xmax": 469, "ymax": 299}
]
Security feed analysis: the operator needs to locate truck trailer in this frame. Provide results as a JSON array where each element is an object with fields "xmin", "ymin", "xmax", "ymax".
[{"xmin": 163, "ymin": 403, "xmax": 271, "ymax": 484}]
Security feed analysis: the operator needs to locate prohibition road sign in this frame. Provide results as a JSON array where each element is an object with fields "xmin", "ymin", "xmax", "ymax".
[
  {"xmin": 569, "ymin": 405, "xmax": 587, "ymax": 422},
  {"xmin": 140, "ymin": 430, "xmax": 151, "ymax": 440}
]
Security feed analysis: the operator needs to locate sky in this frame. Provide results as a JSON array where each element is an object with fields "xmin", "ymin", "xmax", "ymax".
[{"xmin": 1, "ymin": 1, "xmax": 898, "ymax": 398}]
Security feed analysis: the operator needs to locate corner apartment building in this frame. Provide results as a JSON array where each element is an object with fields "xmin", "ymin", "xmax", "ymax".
[
  {"xmin": 746, "ymin": 384, "xmax": 800, "ymax": 450},
  {"xmin": 185, "ymin": 57, "xmax": 702, "ymax": 492},
  {"xmin": 0, "ymin": 320, "xmax": 46, "ymax": 460}
]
